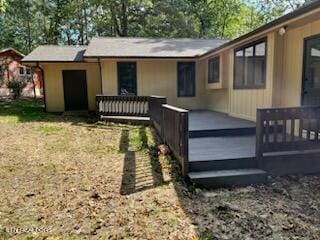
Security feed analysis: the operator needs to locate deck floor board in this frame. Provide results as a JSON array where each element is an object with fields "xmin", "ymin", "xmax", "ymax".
[{"xmin": 189, "ymin": 111, "xmax": 255, "ymax": 131}]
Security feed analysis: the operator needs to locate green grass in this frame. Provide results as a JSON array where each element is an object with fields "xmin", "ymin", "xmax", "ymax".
[
  {"xmin": 37, "ymin": 125, "xmax": 64, "ymax": 134},
  {"xmin": 129, "ymin": 126, "xmax": 149, "ymax": 151},
  {"xmin": 0, "ymin": 99, "xmax": 52, "ymax": 123}
]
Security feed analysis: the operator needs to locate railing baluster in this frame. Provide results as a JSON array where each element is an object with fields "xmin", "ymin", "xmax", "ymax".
[
  {"xmin": 299, "ymin": 118, "xmax": 303, "ymax": 140},
  {"xmin": 94, "ymin": 95, "xmax": 151, "ymax": 117},
  {"xmin": 265, "ymin": 118, "xmax": 270, "ymax": 144},
  {"xmin": 317, "ymin": 110, "xmax": 320, "ymax": 141},
  {"xmin": 274, "ymin": 111, "xmax": 278, "ymax": 143},
  {"xmin": 290, "ymin": 111, "xmax": 295, "ymax": 142},
  {"xmin": 306, "ymin": 109, "xmax": 312, "ymax": 140},
  {"xmin": 282, "ymin": 110, "xmax": 287, "ymax": 142}
]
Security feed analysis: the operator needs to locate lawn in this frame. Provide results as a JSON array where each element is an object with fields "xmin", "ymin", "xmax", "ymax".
[{"xmin": 0, "ymin": 99, "xmax": 319, "ymax": 240}]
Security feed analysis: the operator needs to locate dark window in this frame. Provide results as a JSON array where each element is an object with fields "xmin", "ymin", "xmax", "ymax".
[
  {"xmin": 19, "ymin": 67, "xmax": 24, "ymax": 75},
  {"xmin": 178, "ymin": 62, "xmax": 195, "ymax": 97},
  {"xmin": 117, "ymin": 62, "xmax": 137, "ymax": 95},
  {"xmin": 208, "ymin": 56, "xmax": 220, "ymax": 83},
  {"xmin": 26, "ymin": 68, "xmax": 31, "ymax": 75},
  {"xmin": 234, "ymin": 39, "xmax": 266, "ymax": 89}
]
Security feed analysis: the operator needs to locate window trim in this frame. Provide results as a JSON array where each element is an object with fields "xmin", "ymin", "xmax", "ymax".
[
  {"xmin": 208, "ymin": 56, "xmax": 220, "ymax": 84},
  {"xmin": 177, "ymin": 61, "xmax": 196, "ymax": 97},
  {"xmin": 233, "ymin": 37, "xmax": 267, "ymax": 90}
]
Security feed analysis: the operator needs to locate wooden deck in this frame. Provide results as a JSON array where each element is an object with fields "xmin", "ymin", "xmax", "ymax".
[
  {"xmin": 189, "ymin": 111, "xmax": 256, "ymax": 162},
  {"xmin": 188, "ymin": 110, "xmax": 267, "ymax": 188},
  {"xmin": 97, "ymin": 95, "xmax": 320, "ymax": 188},
  {"xmin": 189, "ymin": 111, "xmax": 256, "ymax": 138}
]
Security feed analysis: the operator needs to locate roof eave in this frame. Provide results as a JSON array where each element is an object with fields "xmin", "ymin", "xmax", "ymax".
[
  {"xmin": 83, "ymin": 55, "xmax": 200, "ymax": 59},
  {"xmin": 21, "ymin": 60, "xmax": 89, "ymax": 64}
]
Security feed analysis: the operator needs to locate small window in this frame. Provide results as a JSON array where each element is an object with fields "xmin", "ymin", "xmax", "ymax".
[
  {"xmin": 177, "ymin": 62, "xmax": 195, "ymax": 97},
  {"xmin": 234, "ymin": 39, "xmax": 267, "ymax": 89},
  {"xmin": 208, "ymin": 56, "xmax": 220, "ymax": 83},
  {"xmin": 19, "ymin": 67, "xmax": 25, "ymax": 75},
  {"xmin": 26, "ymin": 68, "xmax": 31, "ymax": 75}
]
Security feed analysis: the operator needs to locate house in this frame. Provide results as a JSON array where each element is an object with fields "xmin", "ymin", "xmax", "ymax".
[
  {"xmin": 22, "ymin": 1, "xmax": 320, "ymax": 118},
  {"xmin": 0, "ymin": 48, "xmax": 43, "ymax": 97},
  {"xmin": 22, "ymin": 1, "xmax": 320, "ymax": 188}
]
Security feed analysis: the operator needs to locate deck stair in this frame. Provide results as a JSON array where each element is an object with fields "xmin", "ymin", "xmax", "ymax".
[
  {"xmin": 188, "ymin": 111, "xmax": 268, "ymax": 189},
  {"xmin": 189, "ymin": 169, "xmax": 267, "ymax": 189}
]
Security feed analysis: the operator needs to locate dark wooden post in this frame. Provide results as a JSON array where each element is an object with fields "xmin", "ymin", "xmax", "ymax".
[
  {"xmin": 96, "ymin": 95, "xmax": 101, "ymax": 115},
  {"xmin": 161, "ymin": 105, "xmax": 166, "ymax": 143},
  {"xmin": 180, "ymin": 111, "xmax": 189, "ymax": 177},
  {"xmin": 256, "ymin": 109, "xmax": 264, "ymax": 168}
]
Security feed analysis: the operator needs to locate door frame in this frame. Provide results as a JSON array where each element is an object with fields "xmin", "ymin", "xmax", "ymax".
[
  {"xmin": 62, "ymin": 70, "xmax": 88, "ymax": 111},
  {"xmin": 301, "ymin": 33, "xmax": 320, "ymax": 105},
  {"xmin": 117, "ymin": 62, "xmax": 137, "ymax": 95}
]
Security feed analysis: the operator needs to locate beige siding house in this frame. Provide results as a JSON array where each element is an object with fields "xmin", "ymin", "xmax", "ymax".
[{"xmin": 23, "ymin": 1, "xmax": 320, "ymax": 122}]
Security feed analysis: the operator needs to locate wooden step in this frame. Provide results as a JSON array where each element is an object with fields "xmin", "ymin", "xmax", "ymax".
[
  {"xmin": 189, "ymin": 157, "xmax": 257, "ymax": 172},
  {"xmin": 101, "ymin": 115, "xmax": 150, "ymax": 125},
  {"xmin": 189, "ymin": 135, "xmax": 256, "ymax": 162},
  {"xmin": 188, "ymin": 169, "xmax": 268, "ymax": 189},
  {"xmin": 189, "ymin": 127, "xmax": 256, "ymax": 138}
]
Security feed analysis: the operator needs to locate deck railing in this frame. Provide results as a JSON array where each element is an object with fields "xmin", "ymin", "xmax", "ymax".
[
  {"xmin": 96, "ymin": 95, "xmax": 189, "ymax": 176},
  {"xmin": 256, "ymin": 106, "xmax": 320, "ymax": 162},
  {"xmin": 155, "ymin": 104, "xmax": 189, "ymax": 176},
  {"xmin": 96, "ymin": 95, "xmax": 150, "ymax": 117},
  {"xmin": 149, "ymin": 96, "xmax": 167, "ymax": 134}
]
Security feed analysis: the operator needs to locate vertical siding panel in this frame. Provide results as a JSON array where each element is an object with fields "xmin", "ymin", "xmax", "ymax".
[
  {"xmin": 280, "ymin": 19, "xmax": 320, "ymax": 107},
  {"xmin": 44, "ymin": 63, "xmax": 101, "ymax": 112}
]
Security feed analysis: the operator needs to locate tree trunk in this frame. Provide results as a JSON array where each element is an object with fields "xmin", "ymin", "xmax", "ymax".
[
  {"xmin": 121, "ymin": 0, "xmax": 128, "ymax": 36},
  {"xmin": 27, "ymin": 0, "xmax": 32, "ymax": 52},
  {"xmin": 83, "ymin": 0, "xmax": 88, "ymax": 44},
  {"xmin": 111, "ymin": 7, "xmax": 120, "ymax": 36},
  {"xmin": 42, "ymin": 0, "xmax": 47, "ymax": 44}
]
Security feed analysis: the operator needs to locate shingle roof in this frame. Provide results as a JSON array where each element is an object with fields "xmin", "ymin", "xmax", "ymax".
[
  {"xmin": 22, "ymin": 45, "xmax": 87, "ymax": 62},
  {"xmin": 84, "ymin": 37, "xmax": 228, "ymax": 58},
  {"xmin": 0, "ymin": 48, "xmax": 25, "ymax": 57}
]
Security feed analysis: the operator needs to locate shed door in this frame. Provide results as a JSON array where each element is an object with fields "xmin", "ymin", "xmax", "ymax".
[
  {"xmin": 302, "ymin": 36, "xmax": 320, "ymax": 105},
  {"xmin": 63, "ymin": 70, "xmax": 88, "ymax": 111}
]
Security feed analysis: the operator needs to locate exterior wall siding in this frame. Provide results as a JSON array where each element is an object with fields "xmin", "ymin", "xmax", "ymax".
[
  {"xmin": 205, "ymin": 51, "xmax": 229, "ymax": 113},
  {"xmin": 204, "ymin": 17, "xmax": 320, "ymax": 121},
  {"xmin": 204, "ymin": 33, "xmax": 275, "ymax": 121},
  {"xmin": 278, "ymin": 18, "xmax": 320, "ymax": 107},
  {"xmin": 42, "ymin": 63, "xmax": 101, "ymax": 112},
  {"xmin": 101, "ymin": 59, "xmax": 207, "ymax": 110}
]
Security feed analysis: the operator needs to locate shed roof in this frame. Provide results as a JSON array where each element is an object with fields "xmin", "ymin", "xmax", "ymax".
[
  {"xmin": 0, "ymin": 48, "xmax": 25, "ymax": 58},
  {"xmin": 83, "ymin": 37, "xmax": 228, "ymax": 58},
  {"xmin": 22, "ymin": 45, "xmax": 87, "ymax": 62}
]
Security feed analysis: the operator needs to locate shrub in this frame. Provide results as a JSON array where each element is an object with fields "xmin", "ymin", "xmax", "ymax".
[{"xmin": 6, "ymin": 78, "xmax": 28, "ymax": 99}]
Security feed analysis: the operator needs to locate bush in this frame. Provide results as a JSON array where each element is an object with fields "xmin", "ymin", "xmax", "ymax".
[{"xmin": 6, "ymin": 79, "xmax": 28, "ymax": 99}]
